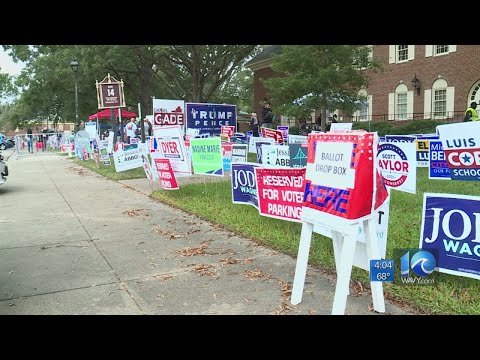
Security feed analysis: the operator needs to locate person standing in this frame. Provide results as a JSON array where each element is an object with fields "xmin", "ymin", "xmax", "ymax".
[
  {"xmin": 125, "ymin": 117, "xmax": 137, "ymax": 143},
  {"xmin": 26, "ymin": 128, "xmax": 33, "ymax": 153},
  {"xmin": 249, "ymin": 112, "xmax": 259, "ymax": 137},
  {"xmin": 464, "ymin": 102, "xmax": 479, "ymax": 122},
  {"xmin": 261, "ymin": 101, "xmax": 275, "ymax": 129}
]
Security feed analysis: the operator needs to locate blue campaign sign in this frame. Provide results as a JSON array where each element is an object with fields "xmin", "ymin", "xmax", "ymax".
[
  {"xmin": 256, "ymin": 142, "xmax": 271, "ymax": 164},
  {"xmin": 186, "ymin": 103, "xmax": 237, "ymax": 136},
  {"xmin": 385, "ymin": 135, "xmax": 416, "ymax": 143},
  {"xmin": 429, "ymin": 140, "xmax": 450, "ymax": 179},
  {"xmin": 231, "ymin": 163, "xmax": 259, "ymax": 209},
  {"xmin": 420, "ymin": 193, "xmax": 480, "ymax": 280},
  {"xmin": 289, "ymin": 144, "xmax": 308, "ymax": 168}
]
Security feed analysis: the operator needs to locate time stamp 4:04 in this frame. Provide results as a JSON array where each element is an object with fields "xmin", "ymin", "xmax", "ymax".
[{"xmin": 370, "ymin": 260, "xmax": 394, "ymax": 282}]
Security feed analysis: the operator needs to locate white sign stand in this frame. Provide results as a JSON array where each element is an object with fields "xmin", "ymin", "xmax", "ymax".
[{"xmin": 291, "ymin": 215, "xmax": 385, "ymax": 315}]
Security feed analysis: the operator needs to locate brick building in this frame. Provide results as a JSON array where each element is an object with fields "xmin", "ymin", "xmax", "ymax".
[{"xmin": 247, "ymin": 45, "xmax": 479, "ymax": 125}]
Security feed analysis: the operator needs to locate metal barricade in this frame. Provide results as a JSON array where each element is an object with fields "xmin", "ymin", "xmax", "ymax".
[{"xmin": 14, "ymin": 132, "xmax": 75, "ymax": 158}]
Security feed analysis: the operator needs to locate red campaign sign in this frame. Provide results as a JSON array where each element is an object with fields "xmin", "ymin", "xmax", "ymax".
[
  {"xmin": 221, "ymin": 126, "xmax": 236, "ymax": 138},
  {"xmin": 154, "ymin": 112, "xmax": 184, "ymax": 126},
  {"xmin": 61, "ymin": 144, "xmax": 75, "ymax": 152},
  {"xmin": 154, "ymin": 158, "xmax": 179, "ymax": 190},
  {"xmin": 302, "ymin": 132, "xmax": 388, "ymax": 222},
  {"xmin": 261, "ymin": 127, "xmax": 284, "ymax": 144},
  {"xmin": 255, "ymin": 167, "xmax": 306, "ymax": 223},
  {"xmin": 222, "ymin": 142, "xmax": 233, "ymax": 158}
]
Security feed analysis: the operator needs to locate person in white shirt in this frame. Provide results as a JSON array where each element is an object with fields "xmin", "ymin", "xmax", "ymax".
[{"xmin": 125, "ymin": 117, "xmax": 137, "ymax": 143}]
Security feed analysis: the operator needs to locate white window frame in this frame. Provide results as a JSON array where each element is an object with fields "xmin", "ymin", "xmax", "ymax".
[
  {"xmin": 396, "ymin": 92, "xmax": 408, "ymax": 120},
  {"xmin": 433, "ymin": 89, "xmax": 447, "ymax": 119},
  {"xmin": 397, "ymin": 45, "xmax": 409, "ymax": 62},
  {"xmin": 435, "ymin": 45, "xmax": 449, "ymax": 55},
  {"xmin": 425, "ymin": 45, "xmax": 457, "ymax": 57}
]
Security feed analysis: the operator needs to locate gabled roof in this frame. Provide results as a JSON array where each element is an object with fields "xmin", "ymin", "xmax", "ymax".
[{"xmin": 246, "ymin": 45, "xmax": 282, "ymax": 70}]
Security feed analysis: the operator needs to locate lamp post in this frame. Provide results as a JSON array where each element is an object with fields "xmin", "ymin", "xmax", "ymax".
[
  {"xmin": 70, "ymin": 60, "xmax": 79, "ymax": 130},
  {"xmin": 411, "ymin": 74, "xmax": 420, "ymax": 96}
]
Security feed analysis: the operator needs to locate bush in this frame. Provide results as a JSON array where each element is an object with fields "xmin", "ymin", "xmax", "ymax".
[{"xmin": 352, "ymin": 119, "xmax": 450, "ymax": 136}]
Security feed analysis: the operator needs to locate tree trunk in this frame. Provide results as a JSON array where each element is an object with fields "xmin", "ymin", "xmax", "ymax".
[{"xmin": 321, "ymin": 108, "xmax": 327, "ymax": 132}]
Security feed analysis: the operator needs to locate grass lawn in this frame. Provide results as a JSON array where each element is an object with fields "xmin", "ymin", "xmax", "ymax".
[
  {"xmin": 72, "ymin": 156, "xmax": 147, "ymax": 181},
  {"xmin": 72, "ymin": 147, "xmax": 479, "ymax": 314},
  {"xmin": 150, "ymin": 167, "xmax": 480, "ymax": 315}
]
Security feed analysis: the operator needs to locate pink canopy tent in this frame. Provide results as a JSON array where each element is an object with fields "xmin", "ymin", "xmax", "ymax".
[{"xmin": 88, "ymin": 108, "xmax": 137, "ymax": 120}]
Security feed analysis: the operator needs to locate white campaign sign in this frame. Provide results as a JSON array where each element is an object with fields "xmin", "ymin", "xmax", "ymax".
[
  {"xmin": 377, "ymin": 142, "xmax": 417, "ymax": 194},
  {"xmin": 248, "ymin": 136, "xmax": 275, "ymax": 153},
  {"xmin": 307, "ymin": 141, "xmax": 355, "ymax": 189},
  {"xmin": 261, "ymin": 145, "xmax": 290, "ymax": 168},
  {"xmin": 330, "ymin": 123, "xmax": 353, "ymax": 131},
  {"xmin": 113, "ymin": 147, "xmax": 144, "ymax": 172},
  {"xmin": 288, "ymin": 135, "xmax": 308, "ymax": 145}
]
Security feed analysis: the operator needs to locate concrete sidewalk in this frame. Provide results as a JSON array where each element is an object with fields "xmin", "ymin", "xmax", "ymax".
[{"xmin": 0, "ymin": 154, "xmax": 411, "ymax": 315}]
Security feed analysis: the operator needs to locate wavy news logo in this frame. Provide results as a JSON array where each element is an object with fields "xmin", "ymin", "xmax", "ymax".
[{"xmin": 395, "ymin": 249, "xmax": 438, "ymax": 285}]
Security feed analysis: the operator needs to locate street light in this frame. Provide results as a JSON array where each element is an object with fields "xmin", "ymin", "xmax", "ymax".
[{"xmin": 70, "ymin": 60, "xmax": 79, "ymax": 130}]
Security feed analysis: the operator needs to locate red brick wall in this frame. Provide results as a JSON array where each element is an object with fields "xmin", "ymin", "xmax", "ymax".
[
  {"xmin": 253, "ymin": 45, "xmax": 480, "ymax": 121},
  {"xmin": 363, "ymin": 45, "xmax": 480, "ymax": 117},
  {"xmin": 253, "ymin": 66, "xmax": 283, "ymax": 120}
]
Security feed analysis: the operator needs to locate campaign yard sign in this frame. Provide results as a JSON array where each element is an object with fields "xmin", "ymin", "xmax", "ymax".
[
  {"xmin": 154, "ymin": 158, "xmax": 179, "ymax": 190},
  {"xmin": 190, "ymin": 137, "xmax": 224, "ymax": 176},
  {"xmin": 301, "ymin": 132, "xmax": 388, "ymax": 227},
  {"xmin": 256, "ymin": 142, "xmax": 274, "ymax": 165},
  {"xmin": 437, "ymin": 121, "xmax": 480, "ymax": 181},
  {"xmin": 277, "ymin": 126, "xmax": 289, "ymax": 143},
  {"xmin": 152, "ymin": 125, "xmax": 191, "ymax": 176},
  {"xmin": 261, "ymin": 127, "xmax": 284, "ymax": 144},
  {"xmin": 255, "ymin": 167, "xmax": 306, "ymax": 222},
  {"xmin": 231, "ymin": 144, "xmax": 248, "ymax": 163},
  {"xmin": 289, "ymin": 144, "xmax": 308, "ymax": 168},
  {"xmin": 231, "ymin": 163, "xmax": 259, "ymax": 209},
  {"xmin": 262, "ymin": 145, "xmax": 290, "ymax": 168},
  {"xmin": 429, "ymin": 140, "xmax": 451, "ymax": 180},
  {"xmin": 330, "ymin": 122, "xmax": 352, "ymax": 131},
  {"xmin": 377, "ymin": 142, "xmax": 416, "ymax": 194},
  {"xmin": 113, "ymin": 147, "xmax": 144, "ymax": 172},
  {"xmin": 415, "ymin": 139, "xmax": 430, "ymax": 167},
  {"xmin": 221, "ymin": 125, "xmax": 236, "ymax": 139},
  {"xmin": 288, "ymin": 135, "xmax": 308, "ymax": 145},
  {"xmin": 384, "ymin": 135, "xmax": 416, "ymax": 143},
  {"xmin": 141, "ymin": 154, "xmax": 154, "ymax": 181},
  {"xmin": 249, "ymin": 136, "xmax": 274, "ymax": 153},
  {"xmin": 222, "ymin": 142, "xmax": 233, "ymax": 171},
  {"xmin": 153, "ymin": 99, "xmax": 185, "ymax": 129},
  {"xmin": 420, "ymin": 193, "xmax": 480, "ymax": 280},
  {"xmin": 186, "ymin": 103, "xmax": 236, "ymax": 136}
]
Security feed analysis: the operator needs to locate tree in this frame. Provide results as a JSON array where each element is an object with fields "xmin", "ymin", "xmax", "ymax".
[
  {"xmin": 264, "ymin": 45, "xmax": 381, "ymax": 131},
  {"xmin": 2, "ymin": 45, "xmax": 258, "ymax": 132},
  {"xmin": 151, "ymin": 45, "xmax": 257, "ymax": 103}
]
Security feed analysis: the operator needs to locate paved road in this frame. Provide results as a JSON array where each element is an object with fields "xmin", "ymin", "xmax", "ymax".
[{"xmin": 0, "ymin": 152, "xmax": 411, "ymax": 315}]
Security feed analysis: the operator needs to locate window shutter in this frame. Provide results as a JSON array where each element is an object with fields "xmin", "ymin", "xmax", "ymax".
[
  {"xmin": 408, "ymin": 45, "xmax": 415, "ymax": 61},
  {"xmin": 424, "ymin": 89, "xmax": 432, "ymax": 119},
  {"xmin": 449, "ymin": 45, "xmax": 457, "ymax": 53},
  {"xmin": 407, "ymin": 91, "xmax": 414, "ymax": 119},
  {"xmin": 425, "ymin": 45, "xmax": 433, "ymax": 57},
  {"xmin": 389, "ymin": 45, "xmax": 395, "ymax": 64},
  {"xmin": 388, "ymin": 93, "xmax": 395, "ymax": 120},
  {"xmin": 446, "ymin": 86, "xmax": 455, "ymax": 118},
  {"xmin": 368, "ymin": 95, "xmax": 373, "ymax": 122}
]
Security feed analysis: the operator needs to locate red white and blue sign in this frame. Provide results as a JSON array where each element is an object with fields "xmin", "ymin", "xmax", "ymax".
[
  {"xmin": 429, "ymin": 140, "xmax": 450, "ymax": 180},
  {"xmin": 301, "ymin": 132, "xmax": 388, "ymax": 227},
  {"xmin": 437, "ymin": 121, "xmax": 480, "ymax": 181},
  {"xmin": 420, "ymin": 193, "xmax": 480, "ymax": 280},
  {"xmin": 186, "ymin": 103, "xmax": 237, "ymax": 136},
  {"xmin": 377, "ymin": 142, "xmax": 416, "ymax": 194}
]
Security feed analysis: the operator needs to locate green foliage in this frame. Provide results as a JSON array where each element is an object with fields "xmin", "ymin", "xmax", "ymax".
[
  {"xmin": 150, "ymin": 169, "xmax": 480, "ymax": 315},
  {"xmin": 2, "ymin": 45, "xmax": 259, "ymax": 129},
  {"xmin": 352, "ymin": 119, "xmax": 448, "ymax": 136},
  {"xmin": 264, "ymin": 45, "xmax": 381, "ymax": 124}
]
